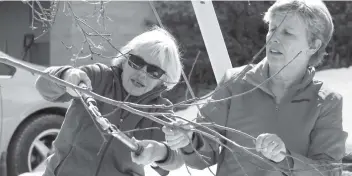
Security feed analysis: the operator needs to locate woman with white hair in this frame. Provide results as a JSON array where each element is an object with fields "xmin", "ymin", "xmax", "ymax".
[
  {"xmin": 34, "ymin": 27, "xmax": 184, "ymax": 176},
  {"xmin": 144, "ymin": 0, "xmax": 347, "ymax": 176}
]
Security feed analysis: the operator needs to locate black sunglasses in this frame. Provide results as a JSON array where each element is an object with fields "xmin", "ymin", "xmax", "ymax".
[{"xmin": 127, "ymin": 54, "xmax": 166, "ymax": 79}]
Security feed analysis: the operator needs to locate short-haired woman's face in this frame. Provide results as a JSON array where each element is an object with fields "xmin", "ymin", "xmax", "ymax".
[
  {"xmin": 266, "ymin": 13, "xmax": 315, "ymax": 68},
  {"xmin": 121, "ymin": 50, "xmax": 165, "ymax": 96}
]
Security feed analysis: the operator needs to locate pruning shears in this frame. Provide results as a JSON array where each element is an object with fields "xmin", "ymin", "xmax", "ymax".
[
  {"xmin": 75, "ymin": 83, "xmax": 171, "ymax": 176},
  {"xmin": 76, "ymin": 82, "xmax": 144, "ymax": 156}
]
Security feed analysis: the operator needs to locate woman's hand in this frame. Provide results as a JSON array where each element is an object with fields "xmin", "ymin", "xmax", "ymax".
[
  {"xmin": 162, "ymin": 121, "xmax": 194, "ymax": 150},
  {"xmin": 62, "ymin": 68, "xmax": 92, "ymax": 97},
  {"xmin": 255, "ymin": 133, "xmax": 287, "ymax": 163},
  {"xmin": 131, "ymin": 138, "xmax": 168, "ymax": 166}
]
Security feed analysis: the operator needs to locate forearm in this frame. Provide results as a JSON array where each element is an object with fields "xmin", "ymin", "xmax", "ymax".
[
  {"xmin": 35, "ymin": 66, "xmax": 73, "ymax": 102},
  {"xmin": 180, "ymin": 132, "xmax": 220, "ymax": 170}
]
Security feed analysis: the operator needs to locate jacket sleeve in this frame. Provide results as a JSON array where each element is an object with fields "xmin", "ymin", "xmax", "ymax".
[
  {"xmin": 35, "ymin": 63, "xmax": 107, "ymax": 103},
  {"xmin": 283, "ymin": 93, "xmax": 347, "ymax": 176},
  {"xmin": 152, "ymin": 66, "xmax": 248, "ymax": 171},
  {"xmin": 35, "ymin": 65, "xmax": 73, "ymax": 102},
  {"xmin": 150, "ymin": 97, "xmax": 185, "ymax": 171},
  {"xmin": 152, "ymin": 143, "xmax": 185, "ymax": 171},
  {"xmin": 178, "ymin": 69, "xmax": 234, "ymax": 170}
]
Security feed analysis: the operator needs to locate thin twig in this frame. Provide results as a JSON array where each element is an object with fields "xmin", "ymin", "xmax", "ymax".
[
  {"xmin": 179, "ymin": 50, "xmax": 302, "ymax": 107},
  {"xmin": 185, "ymin": 50, "xmax": 201, "ymax": 100}
]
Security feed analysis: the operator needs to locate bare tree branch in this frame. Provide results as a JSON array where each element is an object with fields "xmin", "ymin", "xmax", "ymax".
[{"xmin": 21, "ymin": 1, "xmax": 349, "ymax": 175}]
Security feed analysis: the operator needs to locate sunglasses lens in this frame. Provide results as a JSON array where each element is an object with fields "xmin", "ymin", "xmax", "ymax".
[
  {"xmin": 147, "ymin": 65, "xmax": 165, "ymax": 79},
  {"xmin": 128, "ymin": 54, "xmax": 145, "ymax": 69},
  {"xmin": 128, "ymin": 54, "xmax": 165, "ymax": 79}
]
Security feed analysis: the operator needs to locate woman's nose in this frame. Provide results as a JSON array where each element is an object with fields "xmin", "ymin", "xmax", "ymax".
[
  {"xmin": 135, "ymin": 66, "xmax": 147, "ymax": 79},
  {"xmin": 268, "ymin": 33, "xmax": 280, "ymax": 44},
  {"xmin": 272, "ymin": 37, "xmax": 280, "ymax": 44}
]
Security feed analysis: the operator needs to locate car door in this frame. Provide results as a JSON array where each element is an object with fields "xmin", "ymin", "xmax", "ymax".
[{"xmin": 0, "ymin": 62, "xmax": 16, "ymax": 151}]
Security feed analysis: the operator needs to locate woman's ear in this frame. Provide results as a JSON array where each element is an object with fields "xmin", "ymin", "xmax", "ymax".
[{"xmin": 307, "ymin": 39, "xmax": 322, "ymax": 56}]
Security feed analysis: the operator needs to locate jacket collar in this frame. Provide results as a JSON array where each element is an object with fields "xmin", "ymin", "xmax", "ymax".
[{"xmin": 243, "ymin": 58, "xmax": 317, "ymax": 97}]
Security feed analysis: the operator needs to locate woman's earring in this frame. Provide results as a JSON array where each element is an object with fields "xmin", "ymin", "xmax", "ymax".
[{"xmin": 160, "ymin": 81, "xmax": 167, "ymax": 89}]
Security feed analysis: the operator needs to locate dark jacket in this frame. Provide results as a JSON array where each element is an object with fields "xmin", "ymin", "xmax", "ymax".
[{"xmin": 35, "ymin": 63, "xmax": 183, "ymax": 176}]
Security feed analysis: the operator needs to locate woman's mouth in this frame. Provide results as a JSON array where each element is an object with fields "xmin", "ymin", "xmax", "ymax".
[
  {"xmin": 131, "ymin": 79, "xmax": 145, "ymax": 88},
  {"xmin": 270, "ymin": 49, "xmax": 282, "ymax": 55}
]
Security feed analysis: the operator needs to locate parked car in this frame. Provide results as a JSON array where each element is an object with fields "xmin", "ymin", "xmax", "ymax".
[{"xmin": 0, "ymin": 51, "xmax": 69, "ymax": 176}]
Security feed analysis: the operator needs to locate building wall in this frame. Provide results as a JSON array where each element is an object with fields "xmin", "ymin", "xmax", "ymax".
[
  {"xmin": 50, "ymin": 1, "xmax": 157, "ymax": 66},
  {"xmin": 0, "ymin": 1, "xmax": 157, "ymax": 67},
  {"xmin": 0, "ymin": 1, "xmax": 50, "ymax": 65},
  {"xmin": 0, "ymin": 1, "xmax": 51, "ymax": 66}
]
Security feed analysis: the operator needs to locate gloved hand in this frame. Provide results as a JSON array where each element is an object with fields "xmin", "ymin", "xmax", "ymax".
[
  {"xmin": 131, "ymin": 138, "xmax": 168, "ymax": 166},
  {"xmin": 162, "ymin": 120, "xmax": 194, "ymax": 150},
  {"xmin": 61, "ymin": 68, "xmax": 92, "ymax": 97}
]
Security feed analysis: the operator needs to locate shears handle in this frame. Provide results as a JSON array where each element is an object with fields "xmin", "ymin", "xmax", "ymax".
[{"xmin": 77, "ymin": 82, "xmax": 144, "ymax": 155}]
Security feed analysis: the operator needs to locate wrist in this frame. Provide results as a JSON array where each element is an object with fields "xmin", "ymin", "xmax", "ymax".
[
  {"xmin": 181, "ymin": 143, "xmax": 194, "ymax": 153},
  {"xmin": 273, "ymin": 149, "xmax": 292, "ymax": 165},
  {"xmin": 280, "ymin": 149, "xmax": 293, "ymax": 168}
]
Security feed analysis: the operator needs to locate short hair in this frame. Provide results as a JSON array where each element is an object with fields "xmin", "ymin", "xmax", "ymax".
[
  {"xmin": 112, "ymin": 26, "xmax": 183, "ymax": 90},
  {"xmin": 263, "ymin": 0, "xmax": 334, "ymax": 66}
]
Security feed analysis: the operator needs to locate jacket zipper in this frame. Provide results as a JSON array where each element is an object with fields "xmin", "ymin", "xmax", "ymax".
[
  {"xmin": 54, "ymin": 146, "xmax": 74, "ymax": 175},
  {"xmin": 274, "ymin": 96, "xmax": 279, "ymax": 120},
  {"xmin": 54, "ymin": 122, "xmax": 89, "ymax": 175}
]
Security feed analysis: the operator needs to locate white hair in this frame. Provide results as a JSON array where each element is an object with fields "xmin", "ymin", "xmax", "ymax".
[
  {"xmin": 263, "ymin": 0, "xmax": 334, "ymax": 66},
  {"xmin": 112, "ymin": 26, "xmax": 183, "ymax": 90}
]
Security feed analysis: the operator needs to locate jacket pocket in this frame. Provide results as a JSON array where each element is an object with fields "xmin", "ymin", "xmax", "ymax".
[{"xmin": 53, "ymin": 146, "xmax": 74, "ymax": 176}]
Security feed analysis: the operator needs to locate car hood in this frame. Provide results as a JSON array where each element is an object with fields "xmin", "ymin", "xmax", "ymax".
[{"xmin": 0, "ymin": 51, "xmax": 46, "ymax": 71}]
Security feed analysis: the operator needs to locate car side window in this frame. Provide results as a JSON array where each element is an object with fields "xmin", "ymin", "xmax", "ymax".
[{"xmin": 0, "ymin": 63, "xmax": 16, "ymax": 76}]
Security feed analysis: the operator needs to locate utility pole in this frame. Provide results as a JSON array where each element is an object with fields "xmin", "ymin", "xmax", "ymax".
[{"xmin": 191, "ymin": 1, "xmax": 232, "ymax": 84}]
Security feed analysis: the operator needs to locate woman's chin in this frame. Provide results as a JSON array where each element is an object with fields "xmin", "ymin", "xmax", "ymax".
[
  {"xmin": 125, "ymin": 88, "xmax": 144, "ymax": 96},
  {"xmin": 267, "ymin": 55, "xmax": 286, "ymax": 65},
  {"xmin": 122, "ymin": 82, "xmax": 140, "ymax": 96},
  {"xmin": 267, "ymin": 53, "xmax": 283, "ymax": 60},
  {"xmin": 124, "ymin": 85, "xmax": 150, "ymax": 96}
]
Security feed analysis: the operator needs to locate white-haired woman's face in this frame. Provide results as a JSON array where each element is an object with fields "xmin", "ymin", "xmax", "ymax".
[
  {"xmin": 121, "ymin": 49, "xmax": 166, "ymax": 96},
  {"xmin": 265, "ymin": 13, "xmax": 319, "ymax": 68}
]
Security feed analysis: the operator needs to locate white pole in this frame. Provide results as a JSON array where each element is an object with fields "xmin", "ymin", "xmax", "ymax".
[{"xmin": 191, "ymin": 0, "xmax": 232, "ymax": 84}]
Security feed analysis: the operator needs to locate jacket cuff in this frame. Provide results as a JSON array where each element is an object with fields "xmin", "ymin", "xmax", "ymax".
[
  {"xmin": 36, "ymin": 66, "xmax": 74, "ymax": 102},
  {"xmin": 49, "ymin": 66, "xmax": 73, "ymax": 89},
  {"xmin": 180, "ymin": 133, "xmax": 202, "ymax": 155},
  {"xmin": 57, "ymin": 67, "xmax": 73, "ymax": 80},
  {"xmin": 152, "ymin": 142, "xmax": 184, "ymax": 171},
  {"xmin": 154, "ymin": 142, "xmax": 171, "ymax": 164}
]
